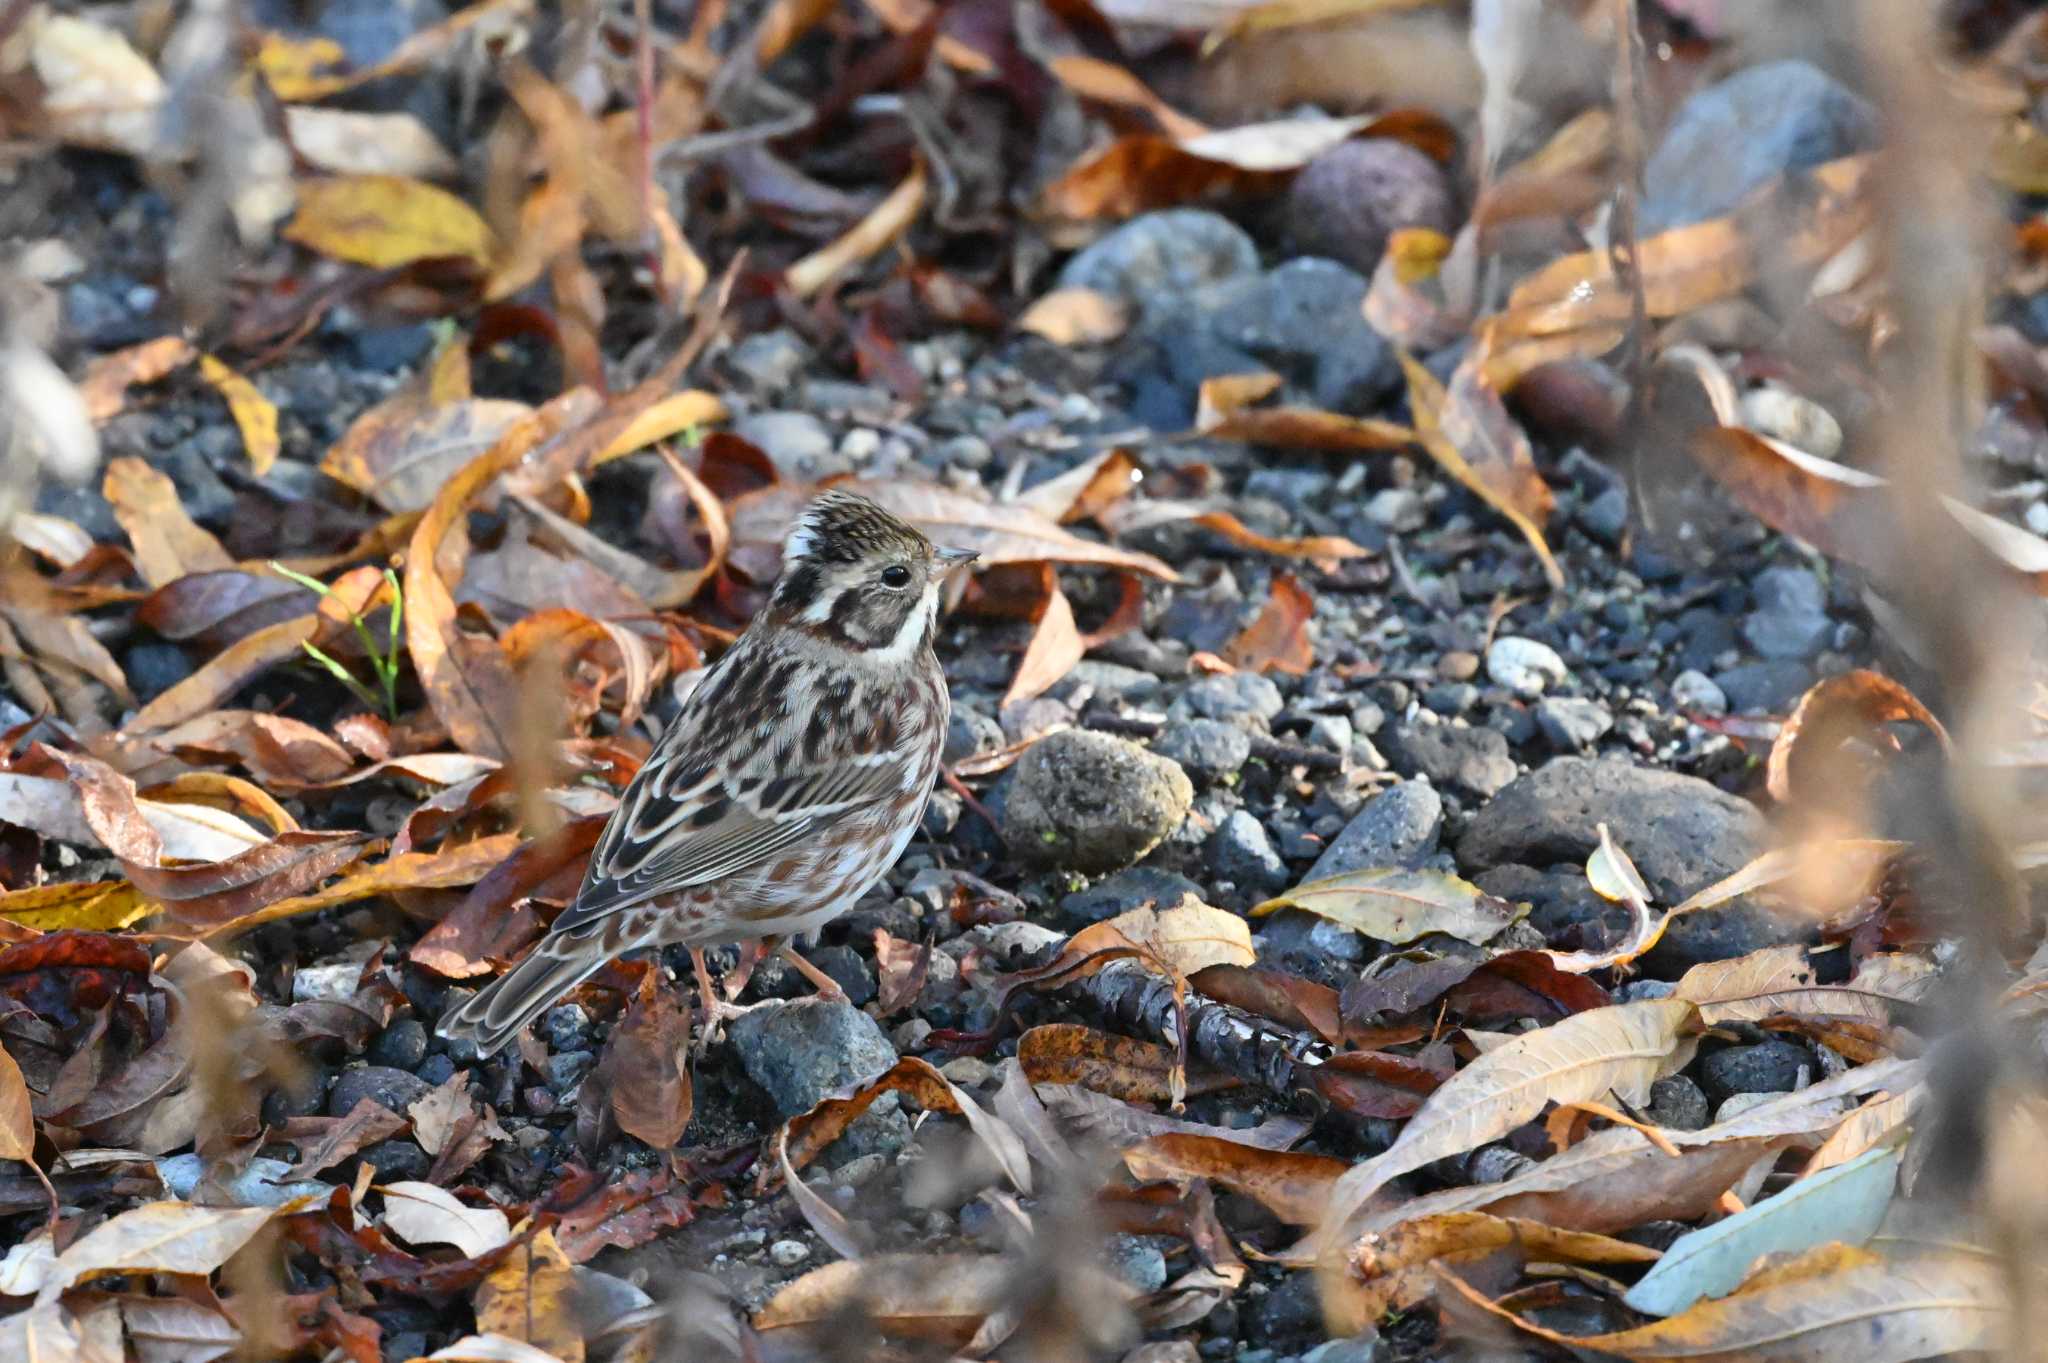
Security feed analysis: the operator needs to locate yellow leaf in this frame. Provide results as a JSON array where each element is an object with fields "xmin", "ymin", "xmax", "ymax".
[
  {"xmin": 0, "ymin": 881, "xmax": 154, "ymax": 932},
  {"xmin": 593, "ymin": 390, "xmax": 728, "ymax": 467},
  {"xmin": 250, "ymin": 33, "xmax": 349, "ymax": 101},
  {"xmin": 198, "ymin": 355, "xmax": 281, "ymax": 475},
  {"xmin": 285, "ymin": 175, "xmax": 499, "ymax": 270},
  {"xmin": 475, "ymin": 1228, "xmax": 584, "ymax": 1363}
]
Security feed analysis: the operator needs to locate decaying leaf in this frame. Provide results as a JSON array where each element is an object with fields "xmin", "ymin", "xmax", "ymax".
[
  {"xmin": 285, "ymin": 174, "xmax": 501, "ymax": 270},
  {"xmin": 605, "ymin": 972, "xmax": 693, "ymax": 1149},
  {"xmin": 196, "ymin": 355, "xmax": 281, "ymax": 476},
  {"xmin": 1253, "ymin": 867, "xmax": 1525, "ymax": 946},
  {"xmin": 474, "ymin": 1228, "xmax": 583, "ymax": 1363},
  {"xmin": 1766, "ymin": 670, "xmax": 1951, "ymax": 806},
  {"xmin": 754, "ymin": 1253, "xmax": 1022, "ymax": 1342},
  {"xmin": 42, "ymin": 1201, "xmax": 276, "ymax": 1296},
  {"xmin": 1221, "ymin": 572, "xmax": 1315, "ymax": 674},
  {"xmin": 1123, "ymin": 1134, "xmax": 1344, "ymax": 1224}
]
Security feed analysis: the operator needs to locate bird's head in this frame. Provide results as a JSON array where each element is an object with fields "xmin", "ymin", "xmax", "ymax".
[{"xmin": 769, "ymin": 489, "xmax": 978, "ymax": 658}]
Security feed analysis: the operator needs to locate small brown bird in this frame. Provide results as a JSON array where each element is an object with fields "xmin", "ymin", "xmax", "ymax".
[{"xmin": 439, "ymin": 490, "xmax": 976, "ymax": 1058}]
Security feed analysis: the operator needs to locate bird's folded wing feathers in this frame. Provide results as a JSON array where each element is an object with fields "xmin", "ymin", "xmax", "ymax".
[{"xmin": 549, "ymin": 752, "xmax": 907, "ymax": 933}]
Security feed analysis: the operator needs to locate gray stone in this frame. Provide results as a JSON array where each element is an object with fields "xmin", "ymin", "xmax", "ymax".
[
  {"xmin": 1172, "ymin": 671, "xmax": 1286, "ymax": 726},
  {"xmin": 1062, "ymin": 660, "xmax": 1163, "ymax": 705},
  {"xmin": 1535, "ymin": 697, "xmax": 1613, "ymax": 752},
  {"xmin": 724, "ymin": 329, "xmax": 812, "ymax": 394},
  {"xmin": 1151, "ymin": 718, "xmax": 1253, "ymax": 785},
  {"xmin": 1061, "ymin": 867, "xmax": 1207, "ymax": 925},
  {"xmin": 769, "ymin": 1239, "xmax": 810, "ymax": 1267},
  {"xmin": 1305, "ymin": 781, "xmax": 1443, "ymax": 881},
  {"xmin": 327, "ymin": 1065, "xmax": 431, "ymax": 1118},
  {"xmin": 1207, "ymin": 258, "xmax": 1397, "ymax": 412},
  {"xmin": 1285, "ymin": 138, "xmax": 1456, "ymax": 276},
  {"xmin": 540, "ymin": 1004, "xmax": 591, "ymax": 1053},
  {"xmin": 943, "ymin": 705, "xmax": 1004, "ymax": 764},
  {"xmin": 731, "ymin": 998, "xmax": 898, "ymax": 1118},
  {"xmin": 1057, "ymin": 210, "xmax": 1261, "ymax": 323},
  {"xmin": 1647, "ymin": 1075, "xmax": 1710, "ymax": 1131},
  {"xmin": 1003, "ymin": 731, "xmax": 1193, "ymax": 874},
  {"xmin": 157, "ymin": 1154, "xmax": 331, "ymax": 1208},
  {"xmin": 1102, "ymin": 1234, "xmax": 1170, "ymax": 1294},
  {"xmin": 1486, "ymin": 636, "xmax": 1568, "ymax": 697},
  {"xmin": 1714, "ymin": 660, "xmax": 1814, "ymax": 714},
  {"xmin": 1642, "ymin": 59, "xmax": 1876, "ymax": 233},
  {"xmin": 1457, "ymin": 758, "xmax": 1799, "ymax": 971},
  {"xmin": 1364, "ymin": 486, "xmax": 1425, "ymax": 531},
  {"xmin": 734, "ymin": 411, "xmax": 846, "ymax": 481},
  {"xmin": 1245, "ymin": 467, "xmax": 1335, "ymax": 511},
  {"xmin": 1381, "ymin": 723, "xmax": 1517, "ymax": 797},
  {"xmin": 1578, "ymin": 483, "xmax": 1630, "ymax": 544},
  {"xmin": 809, "ymin": 944, "xmax": 877, "ymax": 1007},
  {"xmin": 1255, "ymin": 908, "xmax": 1367, "ymax": 964},
  {"xmin": 1701, "ymin": 1040, "xmax": 1811, "ymax": 1101},
  {"xmin": 367, "ymin": 1019, "xmax": 428, "ymax": 1070},
  {"xmin": 1742, "ymin": 566, "xmax": 1832, "ymax": 660},
  {"xmin": 1671, "ymin": 669, "xmax": 1729, "ymax": 717},
  {"xmin": 122, "ymin": 641, "xmax": 193, "ymax": 703},
  {"xmin": 1207, "ymin": 811, "xmax": 1288, "ymax": 892}
]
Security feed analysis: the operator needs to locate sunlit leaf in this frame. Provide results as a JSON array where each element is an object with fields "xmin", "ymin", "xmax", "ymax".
[
  {"xmin": 285, "ymin": 174, "xmax": 499, "ymax": 270},
  {"xmin": 1253, "ymin": 867, "xmax": 1524, "ymax": 946}
]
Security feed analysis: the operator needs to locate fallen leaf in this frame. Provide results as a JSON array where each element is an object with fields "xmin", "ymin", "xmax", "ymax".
[
  {"xmin": 1003, "ymin": 576, "xmax": 1085, "ymax": 707},
  {"xmin": 0, "ymin": 773, "xmax": 268, "ymax": 862},
  {"xmin": 787, "ymin": 161, "xmax": 927, "ymax": 298},
  {"xmin": 1123, "ymin": 1134, "xmax": 1345, "ymax": 1224},
  {"xmin": 1306, "ymin": 1046, "xmax": 1452, "ymax": 1119},
  {"xmin": 1442, "ymin": 1241, "xmax": 2001, "ymax": 1363},
  {"xmin": 0, "ymin": 881, "xmax": 153, "ymax": 932},
  {"xmin": 1766, "ymin": 670, "xmax": 1951, "ymax": 806},
  {"xmin": 1671, "ymin": 840, "xmax": 1906, "ymax": 920},
  {"xmin": 753, "ymin": 1253, "xmax": 1022, "ymax": 1342},
  {"xmin": 282, "ymin": 1099, "xmax": 408, "ymax": 1179},
  {"xmin": 202, "ymin": 833, "xmax": 520, "ymax": 940},
  {"xmin": 1037, "ymin": 1083, "xmax": 1309, "ymax": 1153},
  {"xmin": 1316, "ymin": 999, "xmax": 1695, "ymax": 1250},
  {"xmin": 378, "ymin": 1182, "xmax": 512, "ymax": 1259},
  {"xmin": 103, "ymin": 457, "xmax": 234, "ymax": 589},
  {"xmin": 78, "ymin": 336, "xmax": 197, "ymax": 423},
  {"xmin": 1252, "ymin": 867, "xmax": 1525, "ymax": 946},
  {"xmin": 0, "ymin": 1303, "xmax": 86, "ymax": 1362},
  {"xmin": 1019, "ymin": 1024, "xmax": 1226, "ymax": 1105},
  {"xmin": 1016, "ymin": 288, "xmax": 1130, "ymax": 346},
  {"xmin": 323, "ymin": 396, "xmax": 535, "ymax": 513},
  {"xmin": 1544, "ymin": 824, "xmax": 1675, "ymax": 973},
  {"xmin": 134, "ymin": 569, "xmax": 309, "ymax": 650},
  {"xmin": 28, "ymin": 12, "xmax": 165, "ymax": 155},
  {"xmin": 779, "ymin": 1056, "xmax": 1030, "ymax": 1194},
  {"xmin": 474, "ymin": 1228, "xmax": 583, "ymax": 1363},
  {"xmin": 285, "ymin": 174, "xmax": 500, "ymax": 270},
  {"xmin": 44, "ymin": 1201, "xmax": 275, "ymax": 1296},
  {"xmin": 606, "ymin": 972, "xmax": 693, "ymax": 1148},
  {"xmin": 1624, "ymin": 1143, "xmax": 1902, "ymax": 1317},
  {"xmin": 415, "ymin": 1336, "xmax": 570, "ymax": 1363},
  {"xmin": 1045, "ymin": 54, "xmax": 1210, "ymax": 141},
  {"xmin": 1399, "ymin": 348, "xmax": 1562, "ymax": 589},
  {"xmin": 1677, "ymin": 945, "xmax": 1932, "ymax": 1026},
  {"xmin": 1340, "ymin": 1211, "xmax": 1657, "ymax": 1329},
  {"xmin": 1222, "ymin": 572, "xmax": 1314, "ymax": 674},
  {"xmin": 196, "ymin": 355, "xmax": 281, "ymax": 475},
  {"xmin": 283, "ymin": 106, "xmax": 459, "ymax": 179},
  {"xmin": 0, "ymin": 1040, "xmax": 30, "ymax": 1161}
]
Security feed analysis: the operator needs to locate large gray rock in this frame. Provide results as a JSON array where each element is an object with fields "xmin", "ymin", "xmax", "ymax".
[
  {"xmin": 731, "ymin": 998, "xmax": 897, "ymax": 1118},
  {"xmin": 1206, "ymin": 258, "xmax": 1398, "ymax": 413},
  {"xmin": 1305, "ymin": 781, "xmax": 1443, "ymax": 881},
  {"xmin": 1641, "ymin": 60, "xmax": 1876, "ymax": 233},
  {"xmin": 1057, "ymin": 209, "xmax": 1261, "ymax": 323},
  {"xmin": 1284, "ymin": 138, "xmax": 1456, "ymax": 276},
  {"xmin": 1003, "ymin": 731, "xmax": 1193, "ymax": 874},
  {"xmin": 1457, "ymin": 758, "xmax": 1795, "ymax": 972}
]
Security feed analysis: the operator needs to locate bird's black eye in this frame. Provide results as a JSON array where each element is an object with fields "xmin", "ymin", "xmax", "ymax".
[{"xmin": 880, "ymin": 564, "xmax": 912, "ymax": 588}]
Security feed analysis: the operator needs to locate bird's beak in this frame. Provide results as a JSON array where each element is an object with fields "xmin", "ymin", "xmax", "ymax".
[{"xmin": 936, "ymin": 546, "xmax": 980, "ymax": 569}]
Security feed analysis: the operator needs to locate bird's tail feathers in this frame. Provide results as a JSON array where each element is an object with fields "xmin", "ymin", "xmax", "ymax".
[{"xmin": 436, "ymin": 931, "xmax": 615, "ymax": 1058}]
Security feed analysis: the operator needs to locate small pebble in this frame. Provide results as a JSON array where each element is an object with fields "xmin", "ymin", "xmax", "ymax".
[
  {"xmin": 769, "ymin": 1239, "xmax": 811, "ymax": 1267},
  {"xmin": 1486, "ymin": 636, "xmax": 1568, "ymax": 697}
]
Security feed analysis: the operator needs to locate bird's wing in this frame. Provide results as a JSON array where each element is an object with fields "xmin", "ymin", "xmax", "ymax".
[{"xmin": 548, "ymin": 648, "xmax": 909, "ymax": 935}]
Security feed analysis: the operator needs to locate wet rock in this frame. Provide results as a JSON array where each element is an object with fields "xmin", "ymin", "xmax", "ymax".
[
  {"xmin": 1713, "ymin": 660, "xmax": 1813, "ymax": 714},
  {"xmin": 1641, "ymin": 59, "xmax": 1876, "ymax": 233},
  {"xmin": 734, "ymin": 411, "xmax": 845, "ymax": 481},
  {"xmin": 1151, "ymin": 718, "xmax": 1253, "ymax": 785},
  {"xmin": 1671, "ymin": 669, "xmax": 1729, "ymax": 717},
  {"xmin": 1057, "ymin": 210, "xmax": 1260, "ymax": 324},
  {"xmin": 1207, "ymin": 258, "xmax": 1397, "ymax": 412},
  {"xmin": 1305, "ymin": 781, "xmax": 1443, "ymax": 881},
  {"xmin": 1103, "ymin": 1234, "xmax": 1170, "ymax": 1294},
  {"xmin": 1381, "ymin": 723, "xmax": 1517, "ymax": 797},
  {"xmin": 1061, "ymin": 867, "xmax": 1207, "ymax": 925},
  {"xmin": 1700, "ymin": 1039, "xmax": 1811, "ymax": 1101},
  {"xmin": 1285, "ymin": 138, "xmax": 1456, "ymax": 276},
  {"xmin": 1486, "ymin": 636, "xmax": 1568, "ymax": 697},
  {"xmin": 367, "ymin": 1018, "xmax": 428, "ymax": 1071},
  {"xmin": 1647, "ymin": 1075, "xmax": 1710, "ymax": 1131},
  {"xmin": 1742, "ymin": 565, "xmax": 1832, "ymax": 660},
  {"xmin": 1535, "ymin": 697, "xmax": 1613, "ymax": 752},
  {"xmin": 328, "ymin": 1065, "xmax": 432, "ymax": 1118},
  {"xmin": 1003, "ymin": 731, "xmax": 1194, "ymax": 874},
  {"xmin": 1207, "ymin": 811, "xmax": 1288, "ymax": 893},
  {"xmin": 731, "ymin": 997, "xmax": 898, "ymax": 1118},
  {"xmin": 1249, "ymin": 1270, "xmax": 1325, "ymax": 1347}
]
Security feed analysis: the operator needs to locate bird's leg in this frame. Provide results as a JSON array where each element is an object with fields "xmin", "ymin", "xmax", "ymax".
[
  {"xmin": 777, "ymin": 939, "xmax": 849, "ymax": 1003},
  {"xmin": 719, "ymin": 938, "xmax": 770, "ymax": 1002},
  {"xmin": 689, "ymin": 948, "xmax": 750, "ymax": 1055}
]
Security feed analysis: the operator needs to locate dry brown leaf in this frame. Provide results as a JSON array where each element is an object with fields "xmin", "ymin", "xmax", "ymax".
[
  {"xmin": 1439, "ymin": 1241, "xmax": 2001, "ymax": 1362},
  {"xmin": 1222, "ymin": 572, "xmax": 1314, "ymax": 674},
  {"xmin": 1047, "ymin": 55, "xmax": 1210, "ymax": 140},
  {"xmin": 0, "ymin": 772, "xmax": 266, "ymax": 862},
  {"xmin": 1767, "ymin": 670, "xmax": 1952, "ymax": 805},
  {"xmin": 1019, "ymin": 1024, "xmax": 1216, "ymax": 1105},
  {"xmin": 196, "ymin": 355, "xmax": 281, "ymax": 476},
  {"xmin": 606, "ymin": 972, "xmax": 693, "ymax": 1148},
  {"xmin": 475, "ymin": 1228, "xmax": 583, "ymax": 1363},
  {"xmin": 1544, "ymin": 824, "xmax": 1674, "ymax": 973},
  {"xmin": 1016, "ymin": 288, "xmax": 1131, "ymax": 346},
  {"xmin": 78, "ymin": 336, "xmax": 197, "ymax": 423},
  {"xmin": 778, "ymin": 1056, "xmax": 1030, "ymax": 1193},
  {"xmin": 787, "ymin": 161, "xmax": 927, "ymax": 298},
  {"xmin": 200, "ymin": 833, "xmax": 522, "ymax": 940},
  {"xmin": 285, "ymin": 174, "xmax": 500, "ymax": 271},
  {"xmin": 1339, "ymin": 1211, "xmax": 1657, "ymax": 1330},
  {"xmin": 0, "ymin": 1040, "xmax": 30, "ymax": 1162},
  {"xmin": 1398, "ymin": 348, "xmax": 1562, "ymax": 589},
  {"xmin": 101, "ymin": 458, "xmax": 234, "ymax": 590},
  {"xmin": 1317, "ymin": 999, "xmax": 1695, "ymax": 1249},
  {"xmin": 0, "ymin": 881, "xmax": 153, "ymax": 933},
  {"xmin": 1194, "ymin": 369, "xmax": 1414, "ymax": 453},
  {"xmin": 1003, "ymin": 577, "xmax": 1085, "ymax": 707},
  {"xmin": 1123, "ymin": 1133, "xmax": 1344, "ymax": 1224},
  {"xmin": 1252, "ymin": 867, "xmax": 1524, "ymax": 946},
  {"xmin": 323, "ymin": 396, "xmax": 535, "ymax": 513}
]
